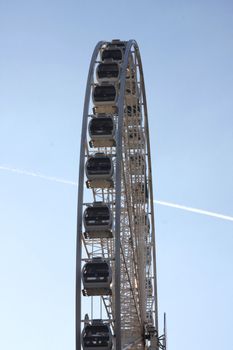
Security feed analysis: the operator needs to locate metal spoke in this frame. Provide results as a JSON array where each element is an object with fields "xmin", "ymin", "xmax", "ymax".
[{"xmin": 76, "ymin": 40, "xmax": 166, "ymax": 350}]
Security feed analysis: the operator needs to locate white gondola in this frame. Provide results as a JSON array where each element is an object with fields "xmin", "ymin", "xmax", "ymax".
[
  {"xmin": 145, "ymin": 277, "xmax": 153, "ymax": 298},
  {"xmin": 146, "ymin": 245, "xmax": 152, "ymax": 266},
  {"xmin": 125, "ymin": 80, "xmax": 137, "ymax": 95},
  {"xmin": 101, "ymin": 47, "xmax": 123, "ymax": 62},
  {"xmin": 134, "ymin": 209, "xmax": 146, "ymax": 225},
  {"xmin": 93, "ymin": 84, "xmax": 117, "ymax": 114},
  {"xmin": 89, "ymin": 116, "xmax": 115, "ymax": 148},
  {"xmin": 125, "ymin": 103, "xmax": 140, "ymax": 117},
  {"xmin": 83, "ymin": 202, "xmax": 113, "ymax": 239},
  {"xmin": 101, "ymin": 40, "xmax": 125, "ymax": 63},
  {"xmin": 110, "ymin": 39, "xmax": 126, "ymax": 48},
  {"xmin": 146, "ymin": 310, "xmax": 154, "ymax": 325},
  {"xmin": 82, "ymin": 319, "xmax": 113, "ymax": 350},
  {"xmin": 124, "ymin": 97, "xmax": 141, "ymax": 126},
  {"xmin": 126, "ymin": 65, "xmax": 136, "ymax": 80},
  {"xmin": 129, "ymin": 153, "xmax": 145, "ymax": 175},
  {"xmin": 85, "ymin": 153, "xmax": 114, "ymax": 189},
  {"xmin": 132, "ymin": 181, "xmax": 148, "ymax": 203},
  {"xmin": 96, "ymin": 62, "xmax": 120, "ymax": 83},
  {"xmin": 127, "ymin": 127, "xmax": 144, "ymax": 149},
  {"xmin": 82, "ymin": 257, "xmax": 112, "ymax": 296},
  {"xmin": 125, "ymin": 91, "xmax": 138, "ymax": 106},
  {"xmin": 93, "ymin": 84, "xmax": 116, "ymax": 104},
  {"xmin": 145, "ymin": 214, "xmax": 150, "ymax": 239},
  {"xmin": 134, "ymin": 211, "xmax": 150, "ymax": 241}
]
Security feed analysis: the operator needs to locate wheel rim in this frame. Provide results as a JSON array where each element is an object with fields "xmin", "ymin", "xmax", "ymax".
[{"xmin": 76, "ymin": 40, "xmax": 159, "ymax": 350}]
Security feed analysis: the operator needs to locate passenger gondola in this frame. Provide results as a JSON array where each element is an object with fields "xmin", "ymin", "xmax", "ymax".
[
  {"xmin": 93, "ymin": 84, "xmax": 117, "ymax": 114},
  {"xmin": 129, "ymin": 154, "xmax": 145, "ymax": 175},
  {"xmin": 134, "ymin": 212, "xmax": 150, "ymax": 240},
  {"xmin": 126, "ymin": 103, "xmax": 140, "ymax": 117},
  {"xmin": 93, "ymin": 85, "xmax": 116, "ymax": 103},
  {"xmin": 145, "ymin": 277, "xmax": 153, "ymax": 298},
  {"xmin": 101, "ymin": 48, "xmax": 123, "ymax": 61},
  {"xmin": 132, "ymin": 182, "xmax": 148, "ymax": 203},
  {"xmin": 145, "ymin": 214, "xmax": 150, "ymax": 236},
  {"xmin": 82, "ymin": 319, "xmax": 113, "ymax": 350},
  {"xmin": 85, "ymin": 153, "xmax": 114, "ymax": 189},
  {"xmin": 96, "ymin": 63, "xmax": 119, "ymax": 83},
  {"xmin": 110, "ymin": 39, "xmax": 126, "ymax": 48},
  {"xmin": 82, "ymin": 257, "xmax": 112, "ymax": 296},
  {"xmin": 126, "ymin": 65, "xmax": 135, "ymax": 80},
  {"xmin": 125, "ymin": 92, "xmax": 138, "ymax": 107},
  {"xmin": 146, "ymin": 310, "xmax": 154, "ymax": 325},
  {"xmin": 89, "ymin": 116, "xmax": 115, "ymax": 147},
  {"xmin": 128, "ymin": 127, "xmax": 144, "ymax": 148},
  {"xmin": 146, "ymin": 245, "xmax": 152, "ymax": 266},
  {"xmin": 83, "ymin": 202, "xmax": 112, "ymax": 239},
  {"xmin": 125, "ymin": 80, "xmax": 136, "ymax": 95},
  {"xmin": 101, "ymin": 40, "xmax": 126, "ymax": 62},
  {"xmin": 134, "ymin": 211, "xmax": 144, "ymax": 226},
  {"xmin": 125, "ymin": 97, "xmax": 141, "ymax": 126}
]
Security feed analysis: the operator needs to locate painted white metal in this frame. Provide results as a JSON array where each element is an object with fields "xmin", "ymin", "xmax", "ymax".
[{"xmin": 76, "ymin": 40, "xmax": 164, "ymax": 350}]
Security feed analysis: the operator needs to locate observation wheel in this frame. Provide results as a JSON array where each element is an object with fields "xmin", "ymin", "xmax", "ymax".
[{"xmin": 76, "ymin": 39, "xmax": 166, "ymax": 350}]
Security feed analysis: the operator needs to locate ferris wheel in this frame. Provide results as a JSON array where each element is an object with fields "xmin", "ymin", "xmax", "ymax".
[{"xmin": 76, "ymin": 39, "xmax": 166, "ymax": 350}]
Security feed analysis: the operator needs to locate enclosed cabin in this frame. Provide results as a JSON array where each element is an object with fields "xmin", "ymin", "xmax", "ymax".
[
  {"xmin": 96, "ymin": 62, "xmax": 120, "ymax": 84},
  {"xmin": 146, "ymin": 310, "xmax": 154, "ymax": 325},
  {"xmin": 89, "ymin": 116, "xmax": 115, "ymax": 148},
  {"xmin": 146, "ymin": 245, "xmax": 152, "ymax": 267},
  {"xmin": 124, "ymin": 52, "xmax": 140, "ymax": 111},
  {"xmin": 134, "ymin": 210, "xmax": 146, "ymax": 226},
  {"xmin": 124, "ymin": 83, "xmax": 140, "ymax": 124},
  {"xmin": 101, "ymin": 40, "xmax": 125, "ymax": 63},
  {"xmin": 124, "ymin": 96, "xmax": 141, "ymax": 126},
  {"xmin": 85, "ymin": 153, "xmax": 114, "ymax": 189},
  {"xmin": 83, "ymin": 202, "xmax": 113, "ymax": 239},
  {"xmin": 145, "ymin": 214, "xmax": 150, "ymax": 238},
  {"xmin": 110, "ymin": 39, "xmax": 126, "ymax": 49},
  {"xmin": 126, "ymin": 62, "xmax": 136, "ymax": 80},
  {"xmin": 125, "ymin": 79, "xmax": 137, "ymax": 96},
  {"xmin": 125, "ymin": 52, "xmax": 137, "ymax": 92},
  {"xmin": 102, "ymin": 47, "xmax": 123, "ymax": 61},
  {"xmin": 127, "ymin": 127, "xmax": 144, "ymax": 149},
  {"xmin": 82, "ymin": 319, "xmax": 113, "ymax": 350},
  {"xmin": 145, "ymin": 277, "xmax": 153, "ymax": 298},
  {"xmin": 82, "ymin": 257, "xmax": 112, "ymax": 296},
  {"xmin": 134, "ymin": 211, "xmax": 150, "ymax": 240},
  {"xmin": 129, "ymin": 154, "xmax": 145, "ymax": 175},
  {"xmin": 132, "ymin": 181, "xmax": 148, "ymax": 204},
  {"xmin": 125, "ymin": 102, "xmax": 141, "ymax": 119},
  {"xmin": 93, "ymin": 84, "xmax": 117, "ymax": 115}
]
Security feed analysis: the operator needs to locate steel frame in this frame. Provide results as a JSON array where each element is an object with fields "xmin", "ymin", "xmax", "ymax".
[{"xmin": 76, "ymin": 40, "xmax": 161, "ymax": 350}]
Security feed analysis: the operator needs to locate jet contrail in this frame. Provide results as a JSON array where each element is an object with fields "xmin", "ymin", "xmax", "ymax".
[
  {"xmin": 0, "ymin": 165, "xmax": 77, "ymax": 186},
  {"xmin": 1, "ymin": 165, "xmax": 233, "ymax": 222},
  {"xmin": 154, "ymin": 200, "xmax": 233, "ymax": 222}
]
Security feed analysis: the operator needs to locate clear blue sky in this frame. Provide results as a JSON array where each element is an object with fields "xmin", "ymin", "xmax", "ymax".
[{"xmin": 0, "ymin": 1, "xmax": 233, "ymax": 349}]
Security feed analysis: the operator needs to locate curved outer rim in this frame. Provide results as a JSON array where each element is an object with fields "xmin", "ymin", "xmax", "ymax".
[
  {"xmin": 76, "ymin": 40, "xmax": 106, "ymax": 350},
  {"xmin": 76, "ymin": 40, "xmax": 158, "ymax": 350},
  {"xmin": 134, "ymin": 44, "xmax": 159, "ymax": 333}
]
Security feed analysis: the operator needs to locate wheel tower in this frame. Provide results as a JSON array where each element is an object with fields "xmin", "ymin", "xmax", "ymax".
[{"xmin": 76, "ymin": 39, "xmax": 166, "ymax": 350}]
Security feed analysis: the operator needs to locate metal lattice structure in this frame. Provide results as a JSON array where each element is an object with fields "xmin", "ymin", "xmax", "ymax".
[{"xmin": 76, "ymin": 39, "xmax": 166, "ymax": 350}]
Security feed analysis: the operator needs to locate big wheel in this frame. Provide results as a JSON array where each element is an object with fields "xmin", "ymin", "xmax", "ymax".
[{"xmin": 76, "ymin": 39, "xmax": 165, "ymax": 350}]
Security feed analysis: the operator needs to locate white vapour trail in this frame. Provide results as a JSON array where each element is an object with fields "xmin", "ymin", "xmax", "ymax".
[
  {"xmin": 154, "ymin": 200, "xmax": 233, "ymax": 222},
  {"xmin": 0, "ymin": 165, "xmax": 77, "ymax": 186},
  {"xmin": 1, "ymin": 165, "xmax": 233, "ymax": 222}
]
